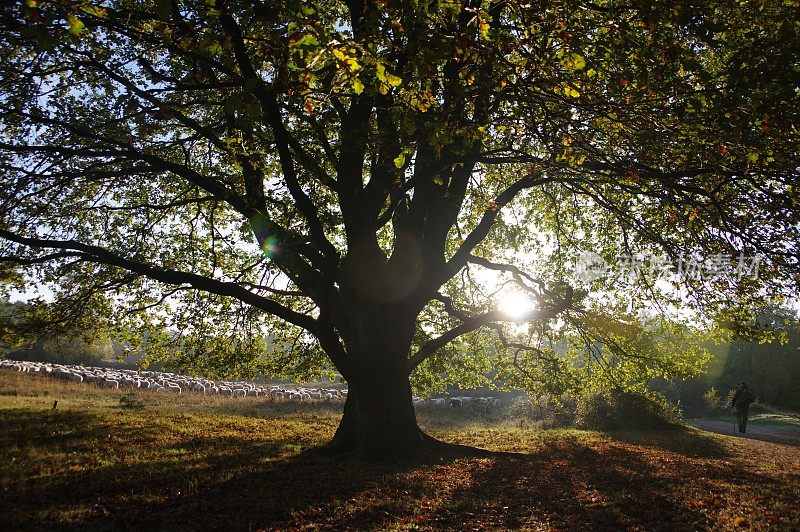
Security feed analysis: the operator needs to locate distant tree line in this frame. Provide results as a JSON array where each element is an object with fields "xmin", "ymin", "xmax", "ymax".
[
  {"xmin": 1, "ymin": 299, "xmax": 114, "ymax": 366},
  {"xmin": 669, "ymin": 306, "xmax": 800, "ymax": 414}
]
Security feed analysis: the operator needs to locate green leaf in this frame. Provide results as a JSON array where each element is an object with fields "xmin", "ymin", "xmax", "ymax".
[
  {"xmin": 206, "ymin": 41, "xmax": 224, "ymax": 56},
  {"xmin": 561, "ymin": 52, "xmax": 586, "ymax": 71},
  {"xmin": 80, "ymin": 4, "xmax": 108, "ymax": 18},
  {"xmin": 66, "ymin": 15, "xmax": 85, "ymax": 35},
  {"xmin": 292, "ymin": 34, "xmax": 319, "ymax": 50},
  {"xmin": 393, "ymin": 153, "xmax": 405, "ymax": 168}
]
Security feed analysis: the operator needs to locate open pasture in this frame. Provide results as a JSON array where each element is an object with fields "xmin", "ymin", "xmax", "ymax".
[{"xmin": 1, "ymin": 370, "xmax": 799, "ymax": 530}]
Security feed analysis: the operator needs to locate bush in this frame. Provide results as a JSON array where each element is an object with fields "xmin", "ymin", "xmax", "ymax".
[
  {"xmin": 118, "ymin": 392, "xmax": 146, "ymax": 410},
  {"xmin": 505, "ymin": 395, "xmax": 576, "ymax": 428},
  {"xmin": 703, "ymin": 387, "xmax": 725, "ymax": 416},
  {"xmin": 575, "ymin": 390, "xmax": 680, "ymax": 430}
]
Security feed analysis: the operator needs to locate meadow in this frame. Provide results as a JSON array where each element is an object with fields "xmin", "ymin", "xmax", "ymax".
[{"xmin": 1, "ymin": 370, "xmax": 799, "ymax": 531}]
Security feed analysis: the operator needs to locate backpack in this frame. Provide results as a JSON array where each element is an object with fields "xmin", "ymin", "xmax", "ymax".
[{"xmin": 737, "ymin": 388, "xmax": 756, "ymax": 408}]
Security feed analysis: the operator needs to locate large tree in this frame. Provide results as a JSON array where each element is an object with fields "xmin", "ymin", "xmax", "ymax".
[{"xmin": 1, "ymin": 0, "xmax": 798, "ymax": 460}]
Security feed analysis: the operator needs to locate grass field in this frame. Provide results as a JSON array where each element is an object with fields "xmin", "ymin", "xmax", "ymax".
[{"xmin": 2, "ymin": 371, "xmax": 799, "ymax": 531}]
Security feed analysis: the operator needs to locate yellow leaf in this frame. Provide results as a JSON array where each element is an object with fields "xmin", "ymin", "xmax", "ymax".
[
  {"xmin": 393, "ymin": 153, "xmax": 405, "ymax": 168},
  {"xmin": 747, "ymin": 152, "xmax": 758, "ymax": 163},
  {"xmin": 332, "ymin": 48, "xmax": 361, "ymax": 71},
  {"xmin": 376, "ymin": 62, "xmax": 401, "ymax": 87},
  {"xmin": 66, "ymin": 15, "xmax": 85, "ymax": 35},
  {"xmin": 561, "ymin": 52, "xmax": 586, "ymax": 71},
  {"xmin": 351, "ymin": 78, "xmax": 364, "ymax": 95},
  {"xmin": 479, "ymin": 19, "xmax": 490, "ymax": 39}
]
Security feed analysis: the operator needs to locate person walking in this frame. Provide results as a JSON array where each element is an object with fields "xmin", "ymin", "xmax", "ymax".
[{"xmin": 730, "ymin": 381, "xmax": 756, "ymax": 434}]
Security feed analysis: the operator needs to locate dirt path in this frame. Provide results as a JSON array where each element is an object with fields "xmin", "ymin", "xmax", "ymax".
[{"xmin": 688, "ymin": 418, "xmax": 800, "ymax": 447}]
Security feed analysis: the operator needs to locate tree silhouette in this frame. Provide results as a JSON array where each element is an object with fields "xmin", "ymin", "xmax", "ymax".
[{"xmin": 1, "ymin": 0, "xmax": 798, "ymax": 460}]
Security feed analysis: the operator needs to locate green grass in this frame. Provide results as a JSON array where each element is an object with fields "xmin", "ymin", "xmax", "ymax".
[{"xmin": 2, "ymin": 371, "xmax": 799, "ymax": 530}]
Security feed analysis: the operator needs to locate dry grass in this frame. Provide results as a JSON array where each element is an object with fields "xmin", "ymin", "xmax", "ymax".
[{"xmin": 2, "ymin": 370, "xmax": 799, "ymax": 530}]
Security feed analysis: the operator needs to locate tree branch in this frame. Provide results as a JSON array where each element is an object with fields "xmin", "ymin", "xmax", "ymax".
[
  {"xmin": 408, "ymin": 309, "xmax": 505, "ymax": 372},
  {"xmin": 0, "ymin": 229, "xmax": 319, "ymax": 334}
]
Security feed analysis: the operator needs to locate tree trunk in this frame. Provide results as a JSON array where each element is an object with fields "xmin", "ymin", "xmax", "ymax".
[
  {"xmin": 321, "ymin": 367, "xmax": 431, "ymax": 462},
  {"xmin": 319, "ymin": 349, "xmax": 490, "ymax": 462}
]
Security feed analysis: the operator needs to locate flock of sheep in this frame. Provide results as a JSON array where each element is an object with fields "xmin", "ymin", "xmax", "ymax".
[
  {"xmin": 0, "ymin": 359, "xmax": 345, "ymax": 401},
  {"xmin": 0, "ymin": 359, "xmax": 500, "ymax": 411}
]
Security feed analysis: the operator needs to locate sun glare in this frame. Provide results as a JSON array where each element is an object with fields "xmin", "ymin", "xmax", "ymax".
[{"xmin": 498, "ymin": 291, "xmax": 535, "ymax": 320}]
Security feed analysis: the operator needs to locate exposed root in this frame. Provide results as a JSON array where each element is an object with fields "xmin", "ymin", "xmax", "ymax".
[{"xmin": 314, "ymin": 429, "xmax": 506, "ymax": 464}]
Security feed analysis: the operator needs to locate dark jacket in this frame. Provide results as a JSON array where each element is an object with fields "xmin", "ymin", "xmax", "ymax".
[{"xmin": 731, "ymin": 387, "xmax": 755, "ymax": 409}]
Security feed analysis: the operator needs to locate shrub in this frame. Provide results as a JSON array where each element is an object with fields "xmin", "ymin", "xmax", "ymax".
[
  {"xmin": 575, "ymin": 389, "xmax": 680, "ymax": 430},
  {"xmin": 505, "ymin": 395, "xmax": 576, "ymax": 428},
  {"xmin": 118, "ymin": 392, "xmax": 146, "ymax": 410},
  {"xmin": 703, "ymin": 387, "xmax": 725, "ymax": 416}
]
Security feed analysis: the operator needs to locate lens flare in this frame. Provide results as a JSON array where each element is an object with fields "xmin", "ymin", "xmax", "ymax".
[
  {"xmin": 261, "ymin": 235, "xmax": 278, "ymax": 258},
  {"xmin": 498, "ymin": 291, "xmax": 535, "ymax": 320}
]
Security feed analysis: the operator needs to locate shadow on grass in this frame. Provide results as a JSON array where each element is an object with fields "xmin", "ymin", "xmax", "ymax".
[
  {"xmin": 606, "ymin": 424, "xmax": 732, "ymax": 458},
  {"xmin": 323, "ymin": 428, "xmax": 785, "ymax": 531},
  {"xmin": 0, "ymin": 408, "xmax": 789, "ymax": 531},
  {"xmin": 0, "ymin": 407, "xmax": 406, "ymax": 530}
]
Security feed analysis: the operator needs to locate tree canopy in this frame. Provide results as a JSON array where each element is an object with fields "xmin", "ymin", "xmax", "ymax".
[{"xmin": 1, "ymin": 0, "xmax": 798, "ymax": 459}]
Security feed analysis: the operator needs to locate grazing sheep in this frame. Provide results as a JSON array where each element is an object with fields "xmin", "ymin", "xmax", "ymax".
[{"xmin": 0, "ymin": 359, "xmax": 357, "ymax": 407}]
